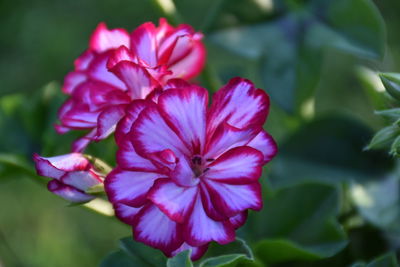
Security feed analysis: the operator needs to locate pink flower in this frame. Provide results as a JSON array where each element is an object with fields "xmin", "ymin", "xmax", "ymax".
[
  {"xmin": 33, "ymin": 153, "xmax": 103, "ymax": 203},
  {"xmin": 105, "ymin": 78, "xmax": 277, "ymax": 260},
  {"xmin": 57, "ymin": 19, "xmax": 206, "ymax": 152}
]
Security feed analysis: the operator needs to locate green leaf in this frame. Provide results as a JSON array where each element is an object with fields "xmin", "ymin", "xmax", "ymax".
[
  {"xmin": 210, "ymin": 0, "xmax": 385, "ymax": 113},
  {"xmin": 367, "ymin": 125, "xmax": 400, "ymax": 150},
  {"xmin": 351, "ymin": 176, "xmax": 400, "ymax": 233},
  {"xmin": 199, "ymin": 238, "xmax": 254, "ymax": 267},
  {"xmin": 367, "ymin": 252, "xmax": 399, "ymax": 267},
  {"xmin": 375, "ymin": 108, "xmax": 400, "ymax": 120},
  {"xmin": 119, "ymin": 237, "xmax": 166, "ymax": 267},
  {"xmin": 247, "ymin": 183, "xmax": 348, "ymax": 264},
  {"xmin": 380, "ymin": 73, "xmax": 400, "ymax": 101},
  {"xmin": 167, "ymin": 250, "xmax": 193, "ymax": 267}
]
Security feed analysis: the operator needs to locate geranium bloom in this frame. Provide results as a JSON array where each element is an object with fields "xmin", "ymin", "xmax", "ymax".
[
  {"xmin": 105, "ymin": 78, "xmax": 277, "ymax": 260},
  {"xmin": 56, "ymin": 19, "xmax": 205, "ymax": 152},
  {"xmin": 33, "ymin": 153, "xmax": 103, "ymax": 202}
]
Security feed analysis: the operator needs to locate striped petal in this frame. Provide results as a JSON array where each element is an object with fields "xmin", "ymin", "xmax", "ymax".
[
  {"xmin": 133, "ymin": 204, "xmax": 183, "ymax": 254},
  {"xmin": 247, "ymin": 130, "xmax": 278, "ymax": 164},
  {"xmin": 158, "ymin": 86, "xmax": 207, "ymax": 154},
  {"xmin": 89, "ymin": 22, "xmax": 130, "ymax": 53},
  {"xmin": 47, "ymin": 179, "xmax": 94, "ymax": 203},
  {"xmin": 33, "ymin": 153, "xmax": 89, "ymax": 179},
  {"xmin": 105, "ymin": 168, "xmax": 161, "ymax": 207},
  {"xmin": 148, "ymin": 179, "xmax": 198, "ymax": 223},
  {"xmin": 184, "ymin": 194, "xmax": 235, "ymax": 246}
]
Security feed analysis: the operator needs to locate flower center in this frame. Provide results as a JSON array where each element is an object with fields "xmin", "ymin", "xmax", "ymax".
[{"xmin": 191, "ymin": 155, "xmax": 212, "ymax": 177}]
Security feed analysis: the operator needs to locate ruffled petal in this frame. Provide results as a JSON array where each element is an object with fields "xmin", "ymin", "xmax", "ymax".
[
  {"xmin": 106, "ymin": 45, "xmax": 136, "ymax": 70},
  {"xmin": 60, "ymin": 170, "xmax": 102, "ymax": 191},
  {"xmin": 105, "ymin": 168, "xmax": 161, "ymax": 207},
  {"xmin": 247, "ymin": 130, "xmax": 278, "ymax": 164},
  {"xmin": 165, "ymin": 41, "xmax": 206, "ymax": 81},
  {"xmin": 207, "ymin": 78, "xmax": 269, "ymax": 135},
  {"xmin": 205, "ymin": 146, "xmax": 263, "ymax": 184},
  {"xmin": 89, "ymin": 22, "xmax": 130, "ymax": 53},
  {"xmin": 74, "ymin": 50, "xmax": 94, "ymax": 71},
  {"xmin": 203, "ymin": 179, "xmax": 262, "ymax": 218},
  {"xmin": 33, "ymin": 153, "xmax": 89, "ymax": 179},
  {"xmin": 88, "ymin": 52, "xmax": 126, "ymax": 90},
  {"xmin": 110, "ymin": 61, "xmax": 155, "ymax": 99},
  {"xmin": 114, "ymin": 202, "xmax": 141, "ymax": 225},
  {"xmin": 133, "ymin": 204, "xmax": 183, "ymax": 254},
  {"xmin": 47, "ymin": 179, "xmax": 94, "ymax": 203},
  {"xmin": 158, "ymin": 86, "xmax": 207, "ymax": 154},
  {"xmin": 229, "ymin": 211, "xmax": 248, "ymax": 229},
  {"xmin": 115, "ymin": 100, "xmax": 150, "ymax": 145},
  {"xmin": 95, "ymin": 105, "xmax": 126, "ymax": 140},
  {"xmin": 148, "ymin": 179, "xmax": 198, "ymax": 223},
  {"xmin": 130, "ymin": 22, "xmax": 158, "ymax": 67},
  {"xmin": 116, "ymin": 137, "xmax": 158, "ymax": 172},
  {"xmin": 131, "ymin": 105, "xmax": 190, "ymax": 158},
  {"xmin": 205, "ymin": 123, "xmax": 260, "ymax": 159},
  {"xmin": 62, "ymin": 71, "xmax": 87, "ymax": 94},
  {"xmin": 184, "ymin": 194, "xmax": 235, "ymax": 246},
  {"xmin": 170, "ymin": 157, "xmax": 198, "ymax": 187}
]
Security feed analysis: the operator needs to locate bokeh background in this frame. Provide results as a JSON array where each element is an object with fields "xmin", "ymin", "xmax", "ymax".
[{"xmin": 1, "ymin": 0, "xmax": 400, "ymax": 266}]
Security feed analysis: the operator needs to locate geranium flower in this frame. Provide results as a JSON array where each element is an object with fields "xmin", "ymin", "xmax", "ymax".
[
  {"xmin": 56, "ymin": 19, "xmax": 205, "ymax": 152},
  {"xmin": 105, "ymin": 78, "xmax": 277, "ymax": 260},
  {"xmin": 33, "ymin": 153, "xmax": 103, "ymax": 203}
]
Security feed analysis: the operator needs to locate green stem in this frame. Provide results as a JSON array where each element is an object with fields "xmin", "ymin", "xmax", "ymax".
[{"xmin": 201, "ymin": 63, "xmax": 222, "ymax": 93}]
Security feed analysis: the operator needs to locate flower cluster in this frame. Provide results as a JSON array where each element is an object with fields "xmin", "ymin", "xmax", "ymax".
[
  {"xmin": 56, "ymin": 19, "xmax": 205, "ymax": 152},
  {"xmin": 105, "ymin": 78, "xmax": 277, "ymax": 259},
  {"xmin": 33, "ymin": 18, "xmax": 277, "ymax": 261}
]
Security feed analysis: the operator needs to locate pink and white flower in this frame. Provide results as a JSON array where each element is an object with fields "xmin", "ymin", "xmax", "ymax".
[
  {"xmin": 33, "ymin": 153, "xmax": 103, "ymax": 203},
  {"xmin": 105, "ymin": 77, "xmax": 277, "ymax": 260},
  {"xmin": 57, "ymin": 19, "xmax": 206, "ymax": 152}
]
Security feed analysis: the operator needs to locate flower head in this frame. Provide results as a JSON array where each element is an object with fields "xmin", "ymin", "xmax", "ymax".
[
  {"xmin": 57, "ymin": 19, "xmax": 205, "ymax": 152},
  {"xmin": 105, "ymin": 78, "xmax": 277, "ymax": 260},
  {"xmin": 33, "ymin": 153, "xmax": 103, "ymax": 203}
]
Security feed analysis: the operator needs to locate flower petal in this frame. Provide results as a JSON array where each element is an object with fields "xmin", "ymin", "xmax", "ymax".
[
  {"xmin": 165, "ymin": 41, "xmax": 206, "ymax": 81},
  {"xmin": 168, "ymin": 243, "xmax": 209, "ymax": 261},
  {"xmin": 184, "ymin": 194, "xmax": 235, "ymax": 246},
  {"xmin": 170, "ymin": 157, "xmax": 198, "ymax": 187},
  {"xmin": 106, "ymin": 45, "xmax": 136, "ymax": 69},
  {"xmin": 33, "ymin": 153, "xmax": 89, "ymax": 179},
  {"xmin": 95, "ymin": 105, "xmax": 126, "ymax": 140},
  {"xmin": 89, "ymin": 22, "xmax": 130, "ymax": 53},
  {"xmin": 115, "ymin": 100, "xmax": 150, "ymax": 145},
  {"xmin": 60, "ymin": 170, "xmax": 102, "ymax": 191},
  {"xmin": 205, "ymin": 123, "xmax": 260, "ymax": 159},
  {"xmin": 71, "ymin": 130, "xmax": 96, "ymax": 152},
  {"xmin": 47, "ymin": 179, "xmax": 94, "ymax": 203},
  {"xmin": 158, "ymin": 86, "xmax": 207, "ymax": 154},
  {"xmin": 133, "ymin": 204, "xmax": 183, "ymax": 254},
  {"xmin": 205, "ymin": 146, "xmax": 263, "ymax": 184},
  {"xmin": 116, "ymin": 137, "xmax": 157, "ymax": 172},
  {"xmin": 247, "ymin": 130, "xmax": 278, "ymax": 164},
  {"xmin": 130, "ymin": 22, "xmax": 158, "ymax": 67},
  {"xmin": 203, "ymin": 179, "xmax": 262, "ymax": 218},
  {"xmin": 229, "ymin": 211, "xmax": 248, "ymax": 229},
  {"xmin": 207, "ymin": 77, "xmax": 269, "ymax": 134},
  {"xmin": 88, "ymin": 52, "xmax": 127, "ymax": 90},
  {"xmin": 74, "ymin": 50, "xmax": 94, "ymax": 71},
  {"xmin": 148, "ymin": 179, "xmax": 198, "ymax": 223},
  {"xmin": 131, "ymin": 105, "xmax": 190, "ymax": 158},
  {"xmin": 62, "ymin": 71, "xmax": 87, "ymax": 94},
  {"xmin": 110, "ymin": 61, "xmax": 155, "ymax": 99},
  {"xmin": 114, "ymin": 202, "xmax": 141, "ymax": 225},
  {"xmin": 105, "ymin": 168, "xmax": 161, "ymax": 207}
]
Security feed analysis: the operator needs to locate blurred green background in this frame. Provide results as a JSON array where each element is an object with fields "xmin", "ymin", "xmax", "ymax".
[{"xmin": 1, "ymin": 0, "xmax": 400, "ymax": 266}]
